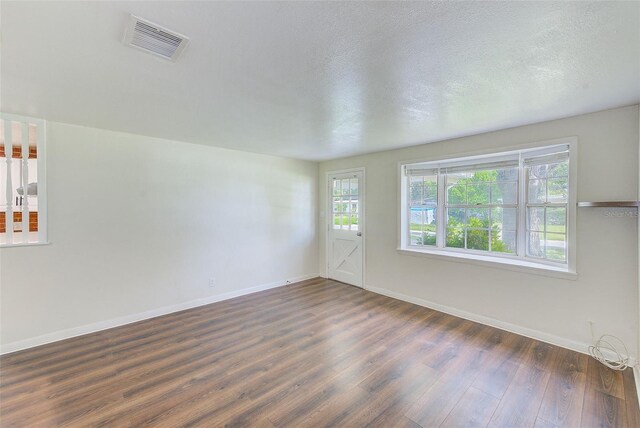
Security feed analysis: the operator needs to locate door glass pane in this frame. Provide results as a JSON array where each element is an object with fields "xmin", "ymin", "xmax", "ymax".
[
  {"xmin": 349, "ymin": 178, "xmax": 358, "ymax": 196},
  {"xmin": 333, "ymin": 179, "xmax": 340, "ymax": 196},
  {"xmin": 332, "ymin": 214, "xmax": 341, "ymax": 230},
  {"xmin": 332, "ymin": 176, "xmax": 360, "ymax": 231},
  {"xmin": 341, "ymin": 179, "xmax": 349, "ymax": 196}
]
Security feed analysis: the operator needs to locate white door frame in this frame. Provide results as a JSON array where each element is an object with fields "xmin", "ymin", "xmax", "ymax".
[{"xmin": 326, "ymin": 167, "xmax": 366, "ymax": 289}]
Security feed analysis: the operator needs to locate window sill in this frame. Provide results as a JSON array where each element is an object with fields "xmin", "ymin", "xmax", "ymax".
[
  {"xmin": 397, "ymin": 247, "xmax": 577, "ymax": 280},
  {"xmin": 0, "ymin": 241, "xmax": 51, "ymax": 249}
]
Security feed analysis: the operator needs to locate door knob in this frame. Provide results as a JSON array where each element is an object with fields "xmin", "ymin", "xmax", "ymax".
[{"xmin": 356, "ymin": 232, "xmax": 362, "ymax": 236}]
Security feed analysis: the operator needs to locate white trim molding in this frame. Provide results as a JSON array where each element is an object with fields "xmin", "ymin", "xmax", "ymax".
[
  {"xmin": 367, "ymin": 284, "xmax": 637, "ymax": 367},
  {"xmin": 0, "ymin": 273, "xmax": 318, "ymax": 355}
]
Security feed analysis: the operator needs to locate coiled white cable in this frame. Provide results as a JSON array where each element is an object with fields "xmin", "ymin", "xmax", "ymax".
[{"xmin": 588, "ymin": 334, "xmax": 630, "ymax": 371}]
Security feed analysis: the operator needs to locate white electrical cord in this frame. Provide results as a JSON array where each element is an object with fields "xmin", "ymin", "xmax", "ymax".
[{"xmin": 588, "ymin": 334, "xmax": 630, "ymax": 371}]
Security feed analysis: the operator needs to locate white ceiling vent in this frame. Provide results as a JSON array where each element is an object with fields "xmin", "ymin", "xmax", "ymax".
[{"xmin": 123, "ymin": 15, "xmax": 189, "ymax": 61}]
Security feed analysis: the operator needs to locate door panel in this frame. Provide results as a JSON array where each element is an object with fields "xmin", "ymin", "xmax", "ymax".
[{"xmin": 328, "ymin": 171, "xmax": 363, "ymax": 287}]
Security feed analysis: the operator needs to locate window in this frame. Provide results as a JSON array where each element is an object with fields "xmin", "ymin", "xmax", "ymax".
[
  {"xmin": 0, "ymin": 114, "xmax": 47, "ymax": 246},
  {"xmin": 400, "ymin": 141, "xmax": 575, "ymax": 272},
  {"xmin": 332, "ymin": 176, "xmax": 359, "ymax": 231}
]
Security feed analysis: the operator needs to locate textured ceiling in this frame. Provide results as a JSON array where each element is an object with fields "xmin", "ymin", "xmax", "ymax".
[{"xmin": 1, "ymin": 1, "xmax": 639, "ymax": 160}]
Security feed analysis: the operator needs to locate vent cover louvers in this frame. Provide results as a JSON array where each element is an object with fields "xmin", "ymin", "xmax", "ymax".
[{"xmin": 123, "ymin": 15, "xmax": 189, "ymax": 61}]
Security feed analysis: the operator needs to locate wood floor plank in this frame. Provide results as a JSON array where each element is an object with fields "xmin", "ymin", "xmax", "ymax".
[
  {"xmin": 0, "ymin": 278, "xmax": 637, "ymax": 427},
  {"xmin": 487, "ymin": 364, "xmax": 551, "ymax": 427},
  {"xmin": 587, "ymin": 356, "xmax": 626, "ymax": 400},
  {"xmin": 471, "ymin": 332, "xmax": 527, "ymax": 399},
  {"xmin": 537, "ymin": 347, "xmax": 588, "ymax": 427},
  {"xmin": 622, "ymin": 367, "xmax": 640, "ymax": 428},
  {"xmin": 440, "ymin": 386, "xmax": 500, "ymax": 428},
  {"xmin": 581, "ymin": 387, "xmax": 627, "ymax": 428}
]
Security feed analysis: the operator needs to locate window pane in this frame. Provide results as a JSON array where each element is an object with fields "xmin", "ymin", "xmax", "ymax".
[
  {"xmin": 492, "ymin": 207, "xmax": 517, "ymax": 231},
  {"xmin": 529, "ymin": 164, "xmax": 548, "ymax": 179},
  {"xmin": 349, "ymin": 178, "xmax": 358, "ymax": 196},
  {"xmin": 446, "ymin": 227, "xmax": 464, "ymax": 248},
  {"xmin": 546, "ymin": 207, "xmax": 566, "ymax": 234},
  {"xmin": 545, "ymin": 233, "xmax": 566, "ymax": 262},
  {"xmin": 527, "ymin": 207, "xmax": 545, "ymax": 232},
  {"xmin": 528, "ymin": 179, "xmax": 546, "ymax": 203},
  {"xmin": 410, "ymin": 206, "xmax": 436, "ymax": 246},
  {"xmin": 447, "ymin": 208, "xmax": 465, "ymax": 228},
  {"xmin": 527, "ymin": 231, "xmax": 544, "ymax": 258},
  {"xmin": 410, "ymin": 231, "xmax": 422, "ymax": 245},
  {"xmin": 496, "ymin": 167, "xmax": 518, "ymax": 182},
  {"xmin": 423, "ymin": 207, "xmax": 437, "ymax": 233},
  {"xmin": 410, "ymin": 183, "xmax": 423, "ymax": 205},
  {"xmin": 467, "ymin": 183, "xmax": 490, "ymax": 205},
  {"xmin": 418, "ymin": 231, "xmax": 436, "ymax": 246},
  {"xmin": 467, "ymin": 208, "xmax": 490, "ymax": 228},
  {"xmin": 466, "ymin": 229, "xmax": 489, "ymax": 251},
  {"xmin": 424, "ymin": 183, "xmax": 437, "ymax": 204},
  {"xmin": 491, "ymin": 182, "xmax": 517, "ymax": 204},
  {"xmin": 547, "ymin": 161, "xmax": 569, "ymax": 178},
  {"xmin": 447, "ymin": 184, "xmax": 466, "ymax": 204},
  {"xmin": 410, "ymin": 208, "xmax": 423, "ymax": 233},
  {"xmin": 547, "ymin": 177, "xmax": 568, "ymax": 202},
  {"xmin": 492, "ymin": 230, "xmax": 516, "ymax": 254}
]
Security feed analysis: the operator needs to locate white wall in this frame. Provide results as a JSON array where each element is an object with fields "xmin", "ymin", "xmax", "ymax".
[
  {"xmin": 0, "ymin": 122, "xmax": 319, "ymax": 352},
  {"xmin": 320, "ymin": 105, "xmax": 639, "ymax": 359}
]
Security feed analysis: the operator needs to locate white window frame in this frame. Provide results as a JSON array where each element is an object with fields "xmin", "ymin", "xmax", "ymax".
[
  {"xmin": 398, "ymin": 137, "xmax": 577, "ymax": 278},
  {"xmin": 0, "ymin": 113, "xmax": 48, "ymax": 248}
]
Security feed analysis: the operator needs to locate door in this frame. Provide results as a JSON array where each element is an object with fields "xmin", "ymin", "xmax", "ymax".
[{"xmin": 328, "ymin": 170, "xmax": 364, "ymax": 287}]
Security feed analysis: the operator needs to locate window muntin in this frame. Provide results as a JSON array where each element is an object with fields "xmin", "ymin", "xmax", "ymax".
[
  {"xmin": 332, "ymin": 176, "xmax": 359, "ymax": 231},
  {"xmin": 409, "ymin": 174, "xmax": 437, "ymax": 246},
  {"xmin": 444, "ymin": 166, "xmax": 518, "ymax": 254},
  {"xmin": 525, "ymin": 157, "xmax": 569, "ymax": 262},
  {"xmin": 402, "ymin": 144, "xmax": 572, "ymax": 268}
]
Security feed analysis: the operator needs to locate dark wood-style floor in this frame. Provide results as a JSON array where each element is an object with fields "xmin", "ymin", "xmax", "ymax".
[{"xmin": 1, "ymin": 278, "xmax": 638, "ymax": 427}]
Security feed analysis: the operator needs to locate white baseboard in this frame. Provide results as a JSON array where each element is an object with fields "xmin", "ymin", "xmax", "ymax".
[
  {"xmin": 0, "ymin": 273, "xmax": 318, "ymax": 355},
  {"xmin": 366, "ymin": 285, "xmax": 638, "ymax": 367}
]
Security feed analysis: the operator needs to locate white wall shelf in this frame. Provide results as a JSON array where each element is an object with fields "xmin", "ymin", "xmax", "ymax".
[{"xmin": 577, "ymin": 201, "xmax": 639, "ymax": 208}]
